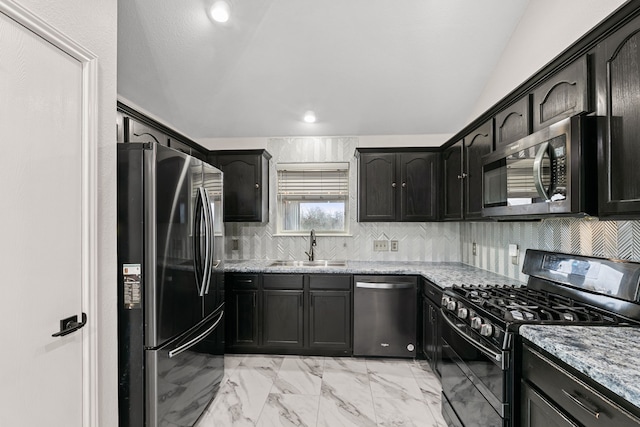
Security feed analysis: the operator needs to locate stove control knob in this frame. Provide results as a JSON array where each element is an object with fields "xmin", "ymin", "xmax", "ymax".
[
  {"xmin": 480, "ymin": 323, "xmax": 494, "ymax": 337},
  {"xmin": 470, "ymin": 316, "xmax": 482, "ymax": 329},
  {"xmin": 446, "ymin": 299, "xmax": 457, "ymax": 311},
  {"xmin": 441, "ymin": 296, "xmax": 450, "ymax": 307},
  {"xmin": 457, "ymin": 307, "xmax": 468, "ymax": 319}
]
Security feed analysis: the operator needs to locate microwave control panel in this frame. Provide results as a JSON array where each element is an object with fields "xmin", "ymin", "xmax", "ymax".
[{"xmin": 549, "ymin": 136, "xmax": 567, "ymax": 194}]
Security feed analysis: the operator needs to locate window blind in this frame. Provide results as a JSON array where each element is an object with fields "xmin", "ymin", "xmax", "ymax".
[{"xmin": 277, "ymin": 162, "xmax": 349, "ymax": 200}]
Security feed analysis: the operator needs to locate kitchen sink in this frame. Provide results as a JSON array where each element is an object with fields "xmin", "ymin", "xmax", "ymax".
[{"xmin": 268, "ymin": 260, "xmax": 347, "ymax": 267}]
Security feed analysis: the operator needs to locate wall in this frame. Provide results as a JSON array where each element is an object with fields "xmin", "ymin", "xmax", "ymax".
[
  {"xmin": 461, "ymin": 219, "xmax": 640, "ymax": 283},
  {"xmin": 14, "ymin": 0, "xmax": 118, "ymax": 425},
  {"xmin": 468, "ymin": 0, "xmax": 627, "ymax": 122},
  {"xmin": 225, "ymin": 137, "xmax": 461, "ymax": 262},
  {"xmin": 198, "ymin": 133, "xmax": 453, "ymax": 151}
]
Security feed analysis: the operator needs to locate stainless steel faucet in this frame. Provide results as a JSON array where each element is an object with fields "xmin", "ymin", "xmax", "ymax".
[{"xmin": 305, "ymin": 229, "xmax": 316, "ymax": 261}]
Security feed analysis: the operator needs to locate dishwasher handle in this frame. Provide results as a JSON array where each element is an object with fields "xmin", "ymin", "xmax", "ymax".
[{"xmin": 356, "ymin": 282, "xmax": 415, "ymax": 290}]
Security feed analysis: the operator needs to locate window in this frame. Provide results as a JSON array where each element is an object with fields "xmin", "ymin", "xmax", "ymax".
[{"xmin": 277, "ymin": 162, "xmax": 349, "ymax": 234}]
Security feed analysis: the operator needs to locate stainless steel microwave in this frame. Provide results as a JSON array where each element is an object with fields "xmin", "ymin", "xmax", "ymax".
[{"xmin": 481, "ymin": 115, "xmax": 600, "ymax": 218}]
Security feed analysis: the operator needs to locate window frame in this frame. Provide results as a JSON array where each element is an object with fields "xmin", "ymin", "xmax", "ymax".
[{"xmin": 275, "ymin": 162, "xmax": 350, "ymax": 236}]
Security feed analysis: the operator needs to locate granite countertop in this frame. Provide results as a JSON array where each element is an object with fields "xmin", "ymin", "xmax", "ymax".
[
  {"xmin": 223, "ymin": 260, "xmax": 523, "ymax": 289},
  {"xmin": 520, "ymin": 325, "xmax": 640, "ymax": 410}
]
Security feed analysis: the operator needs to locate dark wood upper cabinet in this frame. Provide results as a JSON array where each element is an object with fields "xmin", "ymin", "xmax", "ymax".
[
  {"xmin": 442, "ymin": 140, "xmax": 464, "ymax": 221},
  {"xmin": 215, "ymin": 150, "xmax": 271, "ymax": 222},
  {"xmin": 123, "ymin": 116, "xmax": 169, "ymax": 146},
  {"xmin": 495, "ymin": 96, "xmax": 531, "ymax": 148},
  {"xmin": 532, "ymin": 55, "xmax": 590, "ymax": 131},
  {"xmin": 464, "ymin": 120, "xmax": 494, "ymax": 219},
  {"xmin": 596, "ymin": 15, "xmax": 640, "ymax": 217},
  {"xmin": 400, "ymin": 152, "xmax": 439, "ymax": 221},
  {"xmin": 358, "ymin": 152, "xmax": 397, "ymax": 221},
  {"xmin": 358, "ymin": 150, "xmax": 439, "ymax": 222}
]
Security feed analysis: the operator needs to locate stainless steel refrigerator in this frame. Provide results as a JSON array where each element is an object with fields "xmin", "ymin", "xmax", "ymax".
[{"xmin": 117, "ymin": 142, "xmax": 225, "ymax": 427}]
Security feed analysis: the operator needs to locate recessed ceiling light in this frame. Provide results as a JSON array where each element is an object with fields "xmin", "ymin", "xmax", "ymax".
[
  {"xmin": 303, "ymin": 110, "xmax": 316, "ymax": 123},
  {"xmin": 210, "ymin": 1, "xmax": 230, "ymax": 23}
]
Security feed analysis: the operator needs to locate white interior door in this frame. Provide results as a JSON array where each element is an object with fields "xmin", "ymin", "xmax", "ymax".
[{"xmin": 0, "ymin": 3, "xmax": 97, "ymax": 426}]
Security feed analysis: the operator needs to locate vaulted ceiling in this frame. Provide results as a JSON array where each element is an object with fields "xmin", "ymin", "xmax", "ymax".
[{"xmin": 118, "ymin": 0, "xmax": 530, "ymax": 139}]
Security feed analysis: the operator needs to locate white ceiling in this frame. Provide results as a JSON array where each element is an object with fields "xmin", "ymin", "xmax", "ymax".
[{"xmin": 117, "ymin": 0, "xmax": 530, "ymax": 139}]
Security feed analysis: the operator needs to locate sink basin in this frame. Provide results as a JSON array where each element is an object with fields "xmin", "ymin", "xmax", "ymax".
[{"xmin": 268, "ymin": 260, "xmax": 347, "ymax": 267}]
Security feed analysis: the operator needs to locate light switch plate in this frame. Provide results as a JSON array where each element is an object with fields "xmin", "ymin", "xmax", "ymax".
[{"xmin": 509, "ymin": 244, "xmax": 519, "ymax": 265}]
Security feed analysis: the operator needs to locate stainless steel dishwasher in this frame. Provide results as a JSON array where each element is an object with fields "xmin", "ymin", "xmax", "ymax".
[{"xmin": 353, "ymin": 275, "xmax": 417, "ymax": 358}]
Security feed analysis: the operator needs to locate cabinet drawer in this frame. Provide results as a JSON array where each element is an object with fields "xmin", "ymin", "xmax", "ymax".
[
  {"xmin": 522, "ymin": 345, "xmax": 640, "ymax": 427},
  {"xmin": 422, "ymin": 279, "xmax": 442, "ymax": 306},
  {"xmin": 309, "ymin": 274, "xmax": 351, "ymax": 290},
  {"xmin": 227, "ymin": 274, "xmax": 259, "ymax": 290},
  {"xmin": 263, "ymin": 274, "xmax": 304, "ymax": 289}
]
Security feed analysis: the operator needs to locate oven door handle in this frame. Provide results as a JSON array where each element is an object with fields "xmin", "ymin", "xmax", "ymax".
[{"xmin": 441, "ymin": 309, "xmax": 503, "ymax": 364}]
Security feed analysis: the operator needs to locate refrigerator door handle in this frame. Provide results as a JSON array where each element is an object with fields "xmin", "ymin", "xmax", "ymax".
[
  {"xmin": 168, "ymin": 310, "xmax": 223, "ymax": 359},
  {"xmin": 198, "ymin": 187, "xmax": 212, "ymax": 297},
  {"xmin": 202, "ymin": 187, "xmax": 214, "ymax": 295},
  {"xmin": 193, "ymin": 187, "xmax": 206, "ymax": 296}
]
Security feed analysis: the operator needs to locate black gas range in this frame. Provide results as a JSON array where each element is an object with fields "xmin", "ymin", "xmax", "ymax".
[{"xmin": 439, "ymin": 250, "xmax": 640, "ymax": 427}]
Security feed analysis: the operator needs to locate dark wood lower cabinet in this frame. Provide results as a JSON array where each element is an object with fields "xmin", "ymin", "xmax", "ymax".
[
  {"xmin": 421, "ymin": 278, "xmax": 442, "ymax": 375},
  {"xmin": 309, "ymin": 290, "xmax": 351, "ymax": 352},
  {"xmin": 226, "ymin": 273, "xmax": 352, "ymax": 355},
  {"xmin": 262, "ymin": 290, "xmax": 304, "ymax": 348},
  {"xmin": 521, "ymin": 343, "xmax": 640, "ymax": 427},
  {"xmin": 226, "ymin": 274, "xmax": 260, "ymax": 350},
  {"xmin": 229, "ymin": 290, "xmax": 259, "ymax": 347},
  {"xmin": 521, "ymin": 381, "xmax": 578, "ymax": 427}
]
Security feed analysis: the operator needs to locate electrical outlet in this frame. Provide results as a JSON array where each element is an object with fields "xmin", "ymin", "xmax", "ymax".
[
  {"xmin": 390, "ymin": 240, "xmax": 398, "ymax": 251},
  {"xmin": 472, "ymin": 242, "xmax": 477, "ymax": 256},
  {"xmin": 373, "ymin": 240, "xmax": 389, "ymax": 252},
  {"xmin": 232, "ymin": 238, "xmax": 239, "ymax": 251}
]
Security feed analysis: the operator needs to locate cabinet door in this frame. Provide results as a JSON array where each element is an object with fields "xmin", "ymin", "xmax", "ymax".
[
  {"xmin": 308, "ymin": 290, "xmax": 351, "ymax": 352},
  {"xmin": 262, "ymin": 290, "xmax": 304, "ymax": 348},
  {"xmin": 532, "ymin": 55, "xmax": 589, "ymax": 131},
  {"xmin": 400, "ymin": 152, "xmax": 439, "ymax": 221},
  {"xmin": 442, "ymin": 141, "xmax": 464, "ymax": 220},
  {"xmin": 429, "ymin": 301, "xmax": 441, "ymax": 375},
  {"xmin": 124, "ymin": 116, "xmax": 169, "ymax": 146},
  {"xmin": 521, "ymin": 381, "xmax": 579, "ymax": 427},
  {"xmin": 597, "ymin": 16, "xmax": 640, "ymax": 216},
  {"xmin": 464, "ymin": 121, "xmax": 493, "ymax": 219},
  {"xmin": 218, "ymin": 154, "xmax": 265, "ymax": 222},
  {"xmin": 421, "ymin": 299, "xmax": 430, "ymax": 359},
  {"xmin": 358, "ymin": 153, "xmax": 397, "ymax": 221},
  {"xmin": 228, "ymin": 290, "xmax": 259, "ymax": 347},
  {"xmin": 495, "ymin": 96, "xmax": 531, "ymax": 148}
]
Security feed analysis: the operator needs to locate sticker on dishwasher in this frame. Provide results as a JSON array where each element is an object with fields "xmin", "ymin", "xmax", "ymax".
[{"xmin": 123, "ymin": 264, "xmax": 141, "ymax": 309}]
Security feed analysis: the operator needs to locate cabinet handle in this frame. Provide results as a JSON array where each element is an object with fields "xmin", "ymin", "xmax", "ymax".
[
  {"xmin": 237, "ymin": 279, "xmax": 253, "ymax": 284},
  {"xmin": 255, "ymin": 183, "xmax": 260, "ymax": 189},
  {"xmin": 402, "ymin": 182, "xmax": 406, "ymax": 188},
  {"xmin": 457, "ymin": 173, "xmax": 468, "ymax": 179},
  {"xmin": 561, "ymin": 389, "xmax": 601, "ymax": 419},
  {"xmin": 391, "ymin": 182, "xmax": 397, "ymax": 188}
]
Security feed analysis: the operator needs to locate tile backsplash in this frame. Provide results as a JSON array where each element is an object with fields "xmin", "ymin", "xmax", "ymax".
[
  {"xmin": 224, "ymin": 137, "xmax": 461, "ymax": 262},
  {"xmin": 461, "ymin": 218, "xmax": 640, "ymax": 282}
]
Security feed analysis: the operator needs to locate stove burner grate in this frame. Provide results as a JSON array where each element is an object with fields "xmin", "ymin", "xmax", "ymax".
[{"xmin": 452, "ymin": 284, "xmax": 621, "ymax": 325}]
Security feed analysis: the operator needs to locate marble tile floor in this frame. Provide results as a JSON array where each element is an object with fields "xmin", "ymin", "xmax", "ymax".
[{"xmin": 196, "ymin": 354, "xmax": 447, "ymax": 427}]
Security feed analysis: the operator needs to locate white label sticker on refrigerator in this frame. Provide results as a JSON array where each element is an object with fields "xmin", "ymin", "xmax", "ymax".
[{"xmin": 123, "ymin": 263, "xmax": 141, "ymax": 309}]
